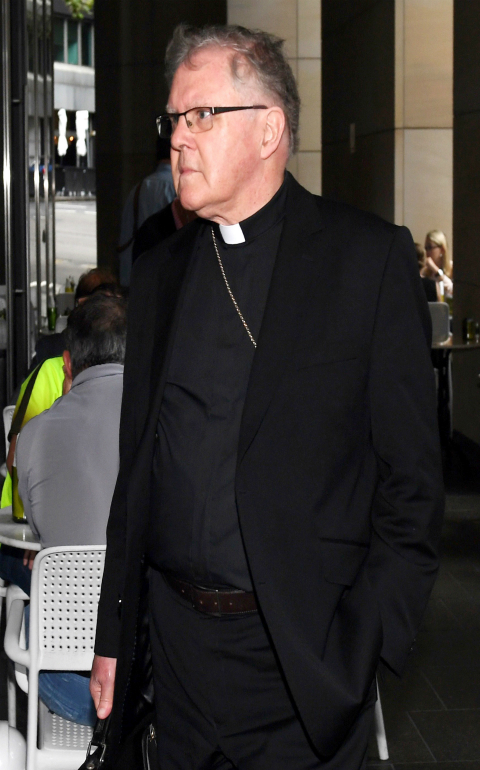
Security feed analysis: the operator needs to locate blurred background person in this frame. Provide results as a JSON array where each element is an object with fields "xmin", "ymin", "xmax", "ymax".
[
  {"xmin": 415, "ymin": 243, "xmax": 437, "ymax": 302},
  {"xmin": 131, "ymin": 196, "xmax": 197, "ymax": 267},
  {"xmin": 422, "ymin": 229, "xmax": 453, "ymax": 301},
  {"xmin": 118, "ymin": 136, "xmax": 176, "ymax": 287}
]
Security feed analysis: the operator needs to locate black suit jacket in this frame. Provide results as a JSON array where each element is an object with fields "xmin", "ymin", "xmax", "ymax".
[{"xmin": 95, "ymin": 176, "xmax": 443, "ymax": 757}]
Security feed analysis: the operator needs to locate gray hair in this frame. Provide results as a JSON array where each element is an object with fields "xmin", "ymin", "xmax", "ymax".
[
  {"xmin": 165, "ymin": 24, "xmax": 300, "ymax": 155},
  {"xmin": 64, "ymin": 293, "xmax": 127, "ymax": 381}
]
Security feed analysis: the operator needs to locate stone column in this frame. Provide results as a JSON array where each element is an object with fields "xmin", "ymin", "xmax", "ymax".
[
  {"xmin": 451, "ymin": 2, "xmax": 480, "ymax": 442},
  {"xmin": 228, "ymin": 0, "xmax": 322, "ymax": 195},
  {"xmin": 321, "ymin": 1, "xmax": 396, "ymax": 222},
  {"xmin": 394, "ymin": 0, "xmax": 453, "ymax": 249}
]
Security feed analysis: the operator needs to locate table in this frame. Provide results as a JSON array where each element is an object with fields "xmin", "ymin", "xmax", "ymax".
[
  {"xmin": 0, "ymin": 507, "xmax": 40, "ymax": 551},
  {"xmin": 431, "ymin": 339, "xmax": 480, "ymax": 450}
]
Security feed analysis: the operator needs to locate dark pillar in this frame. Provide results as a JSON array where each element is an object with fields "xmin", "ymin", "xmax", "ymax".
[
  {"xmin": 451, "ymin": 2, "xmax": 480, "ymax": 442},
  {"xmin": 321, "ymin": 0, "xmax": 395, "ymax": 222},
  {"xmin": 453, "ymin": 1, "xmax": 480, "ymax": 331},
  {"xmin": 94, "ymin": 0, "xmax": 226, "ymax": 273}
]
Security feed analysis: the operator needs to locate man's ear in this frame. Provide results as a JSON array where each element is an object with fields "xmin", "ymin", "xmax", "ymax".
[
  {"xmin": 62, "ymin": 350, "xmax": 72, "ymax": 380},
  {"xmin": 260, "ymin": 106, "xmax": 287, "ymax": 160}
]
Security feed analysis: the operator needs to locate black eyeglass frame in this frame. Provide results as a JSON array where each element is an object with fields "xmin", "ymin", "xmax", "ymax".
[{"xmin": 156, "ymin": 105, "xmax": 268, "ymax": 138}]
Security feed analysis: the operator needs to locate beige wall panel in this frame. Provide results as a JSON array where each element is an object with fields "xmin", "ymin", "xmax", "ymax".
[
  {"xmin": 227, "ymin": 0, "xmax": 297, "ymax": 56},
  {"xmin": 395, "ymin": 0, "xmax": 405, "ymax": 127},
  {"xmin": 297, "ymin": 151, "xmax": 321, "ymax": 195},
  {"xmin": 394, "ymin": 128, "xmax": 405, "ymax": 224},
  {"xmin": 404, "ymin": 0, "xmax": 453, "ymax": 127},
  {"xmin": 298, "ymin": 58, "xmax": 321, "ymax": 151},
  {"xmin": 403, "ymin": 128, "xmax": 452, "ymax": 249},
  {"xmin": 298, "ymin": 0, "xmax": 321, "ymax": 58}
]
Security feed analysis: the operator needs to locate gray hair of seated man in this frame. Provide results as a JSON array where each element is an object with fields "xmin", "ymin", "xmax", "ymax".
[
  {"xmin": 64, "ymin": 293, "xmax": 127, "ymax": 381},
  {"xmin": 165, "ymin": 23, "xmax": 300, "ymax": 156}
]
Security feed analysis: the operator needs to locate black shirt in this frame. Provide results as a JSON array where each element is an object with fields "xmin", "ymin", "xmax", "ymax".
[{"xmin": 147, "ymin": 175, "xmax": 289, "ymax": 589}]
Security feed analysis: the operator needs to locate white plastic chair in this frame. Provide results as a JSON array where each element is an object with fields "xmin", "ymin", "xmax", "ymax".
[
  {"xmin": 374, "ymin": 682, "xmax": 389, "ymax": 760},
  {"xmin": 0, "ymin": 579, "xmax": 6, "ymax": 629},
  {"xmin": 4, "ymin": 545, "xmax": 106, "ymax": 770},
  {"xmin": 1, "ymin": 403, "xmax": 15, "ymax": 478},
  {"xmin": 54, "ymin": 315, "xmax": 68, "ymax": 333},
  {"xmin": 0, "ymin": 720, "xmax": 26, "ymax": 770},
  {"xmin": 428, "ymin": 301, "xmax": 450, "ymax": 345},
  {"xmin": 5, "ymin": 584, "xmax": 29, "ymax": 729}
]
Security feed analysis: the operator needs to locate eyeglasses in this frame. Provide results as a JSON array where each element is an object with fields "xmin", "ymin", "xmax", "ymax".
[
  {"xmin": 156, "ymin": 105, "xmax": 268, "ymax": 138},
  {"xmin": 425, "ymin": 243, "xmax": 441, "ymax": 251}
]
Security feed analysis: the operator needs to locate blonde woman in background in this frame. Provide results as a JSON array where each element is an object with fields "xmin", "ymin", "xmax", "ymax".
[{"xmin": 422, "ymin": 229, "xmax": 453, "ymax": 301}]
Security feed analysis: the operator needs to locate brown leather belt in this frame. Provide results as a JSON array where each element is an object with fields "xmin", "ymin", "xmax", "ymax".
[{"xmin": 164, "ymin": 573, "xmax": 258, "ymax": 616}]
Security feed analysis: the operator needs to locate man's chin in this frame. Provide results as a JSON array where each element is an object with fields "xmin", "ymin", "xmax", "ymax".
[
  {"xmin": 178, "ymin": 193, "xmax": 209, "ymax": 219},
  {"xmin": 177, "ymin": 186, "xmax": 198, "ymax": 210}
]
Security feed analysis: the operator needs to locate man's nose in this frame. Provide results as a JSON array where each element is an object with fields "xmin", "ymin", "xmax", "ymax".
[{"xmin": 171, "ymin": 115, "xmax": 193, "ymax": 148}]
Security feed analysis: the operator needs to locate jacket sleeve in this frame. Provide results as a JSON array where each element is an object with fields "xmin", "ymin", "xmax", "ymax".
[
  {"xmin": 367, "ymin": 225, "xmax": 444, "ymax": 675},
  {"xmin": 94, "ymin": 254, "xmax": 154, "ymax": 658}
]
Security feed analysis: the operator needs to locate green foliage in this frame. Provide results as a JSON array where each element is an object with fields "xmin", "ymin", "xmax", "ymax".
[{"xmin": 63, "ymin": 0, "xmax": 94, "ymax": 20}]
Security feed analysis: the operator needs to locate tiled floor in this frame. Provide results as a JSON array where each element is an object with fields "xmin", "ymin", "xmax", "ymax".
[
  {"xmin": 1, "ymin": 492, "xmax": 479, "ymax": 768},
  {"xmin": 368, "ymin": 492, "xmax": 480, "ymax": 768}
]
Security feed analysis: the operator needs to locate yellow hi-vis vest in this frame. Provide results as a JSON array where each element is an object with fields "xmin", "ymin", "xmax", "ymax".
[{"xmin": 1, "ymin": 357, "xmax": 64, "ymax": 512}]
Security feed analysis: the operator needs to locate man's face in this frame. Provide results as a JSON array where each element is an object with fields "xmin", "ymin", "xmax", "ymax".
[{"xmin": 168, "ymin": 47, "xmax": 269, "ymax": 223}]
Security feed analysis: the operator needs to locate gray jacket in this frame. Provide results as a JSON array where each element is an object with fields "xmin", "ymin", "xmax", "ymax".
[{"xmin": 17, "ymin": 363, "xmax": 124, "ymax": 548}]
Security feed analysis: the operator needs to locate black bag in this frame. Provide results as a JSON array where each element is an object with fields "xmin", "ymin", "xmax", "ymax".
[
  {"xmin": 79, "ymin": 565, "xmax": 158, "ymax": 770},
  {"xmin": 78, "ymin": 712, "xmax": 158, "ymax": 770}
]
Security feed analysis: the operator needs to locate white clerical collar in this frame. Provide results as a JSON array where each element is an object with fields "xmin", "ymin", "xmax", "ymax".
[{"xmin": 219, "ymin": 222, "xmax": 246, "ymax": 245}]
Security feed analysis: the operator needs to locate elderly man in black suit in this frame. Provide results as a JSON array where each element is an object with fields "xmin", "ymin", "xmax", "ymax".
[{"xmin": 90, "ymin": 24, "xmax": 443, "ymax": 770}]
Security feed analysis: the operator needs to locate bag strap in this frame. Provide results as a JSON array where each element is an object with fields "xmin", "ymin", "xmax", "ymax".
[
  {"xmin": 116, "ymin": 180, "xmax": 143, "ymax": 253},
  {"xmin": 77, "ymin": 716, "xmax": 111, "ymax": 770},
  {"xmin": 9, "ymin": 361, "xmax": 45, "ymax": 441}
]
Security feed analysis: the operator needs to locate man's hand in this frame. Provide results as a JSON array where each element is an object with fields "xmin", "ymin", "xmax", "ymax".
[
  {"xmin": 90, "ymin": 654, "xmax": 117, "ymax": 719},
  {"xmin": 23, "ymin": 550, "xmax": 36, "ymax": 570}
]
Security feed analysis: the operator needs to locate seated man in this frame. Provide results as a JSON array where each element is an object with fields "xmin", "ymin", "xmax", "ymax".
[
  {"xmin": 1, "ymin": 267, "xmax": 122, "ymax": 515},
  {"xmin": 15, "ymin": 293, "xmax": 127, "ymax": 725},
  {"xmin": 0, "ymin": 355, "xmax": 64, "ymax": 593},
  {"xmin": 0, "ymin": 284, "xmax": 123, "ymax": 581}
]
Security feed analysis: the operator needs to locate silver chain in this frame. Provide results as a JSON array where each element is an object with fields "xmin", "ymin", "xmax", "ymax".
[{"xmin": 211, "ymin": 227, "xmax": 257, "ymax": 348}]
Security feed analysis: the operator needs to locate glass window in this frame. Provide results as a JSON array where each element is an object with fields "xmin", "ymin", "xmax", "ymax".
[
  {"xmin": 81, "ymin": 23, "xmax": 92, "ymax": 67},
  {"xmin": 53, "ymin": 18, "xmax": 64, "ymax": 63},
  {"xmin": 67, "ymin": 20, "xmax": 78, "ymax": 65}
]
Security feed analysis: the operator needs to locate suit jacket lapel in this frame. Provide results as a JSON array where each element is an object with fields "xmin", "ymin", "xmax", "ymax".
[{"xmin": 237, "ymin": 179, "xmax": 325, "ymax": 465}]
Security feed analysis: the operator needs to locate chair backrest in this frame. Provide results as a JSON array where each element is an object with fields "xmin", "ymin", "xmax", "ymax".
[
  {"xmin": 29, "ymin": 545, "xmax": 106, "ymax": 674},
  {"xmin": 3, "ymin": 403, "xmax": 15, "ymax": 454},
  {"xmin": 428, "ymin": 301, "xmax": 450, "ymax": 344},
  {"xmin": 17, "ymin": 546, "xmax": 106, "ymax": 769},
  {"xmin": 55, "ymin": 314, "xmax": 68, "ymax": 333}
]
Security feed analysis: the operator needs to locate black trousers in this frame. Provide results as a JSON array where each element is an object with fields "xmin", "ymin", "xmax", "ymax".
[{"xmin": 148, "ymin": 569, "xmax": 376, "ymax": 770}]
